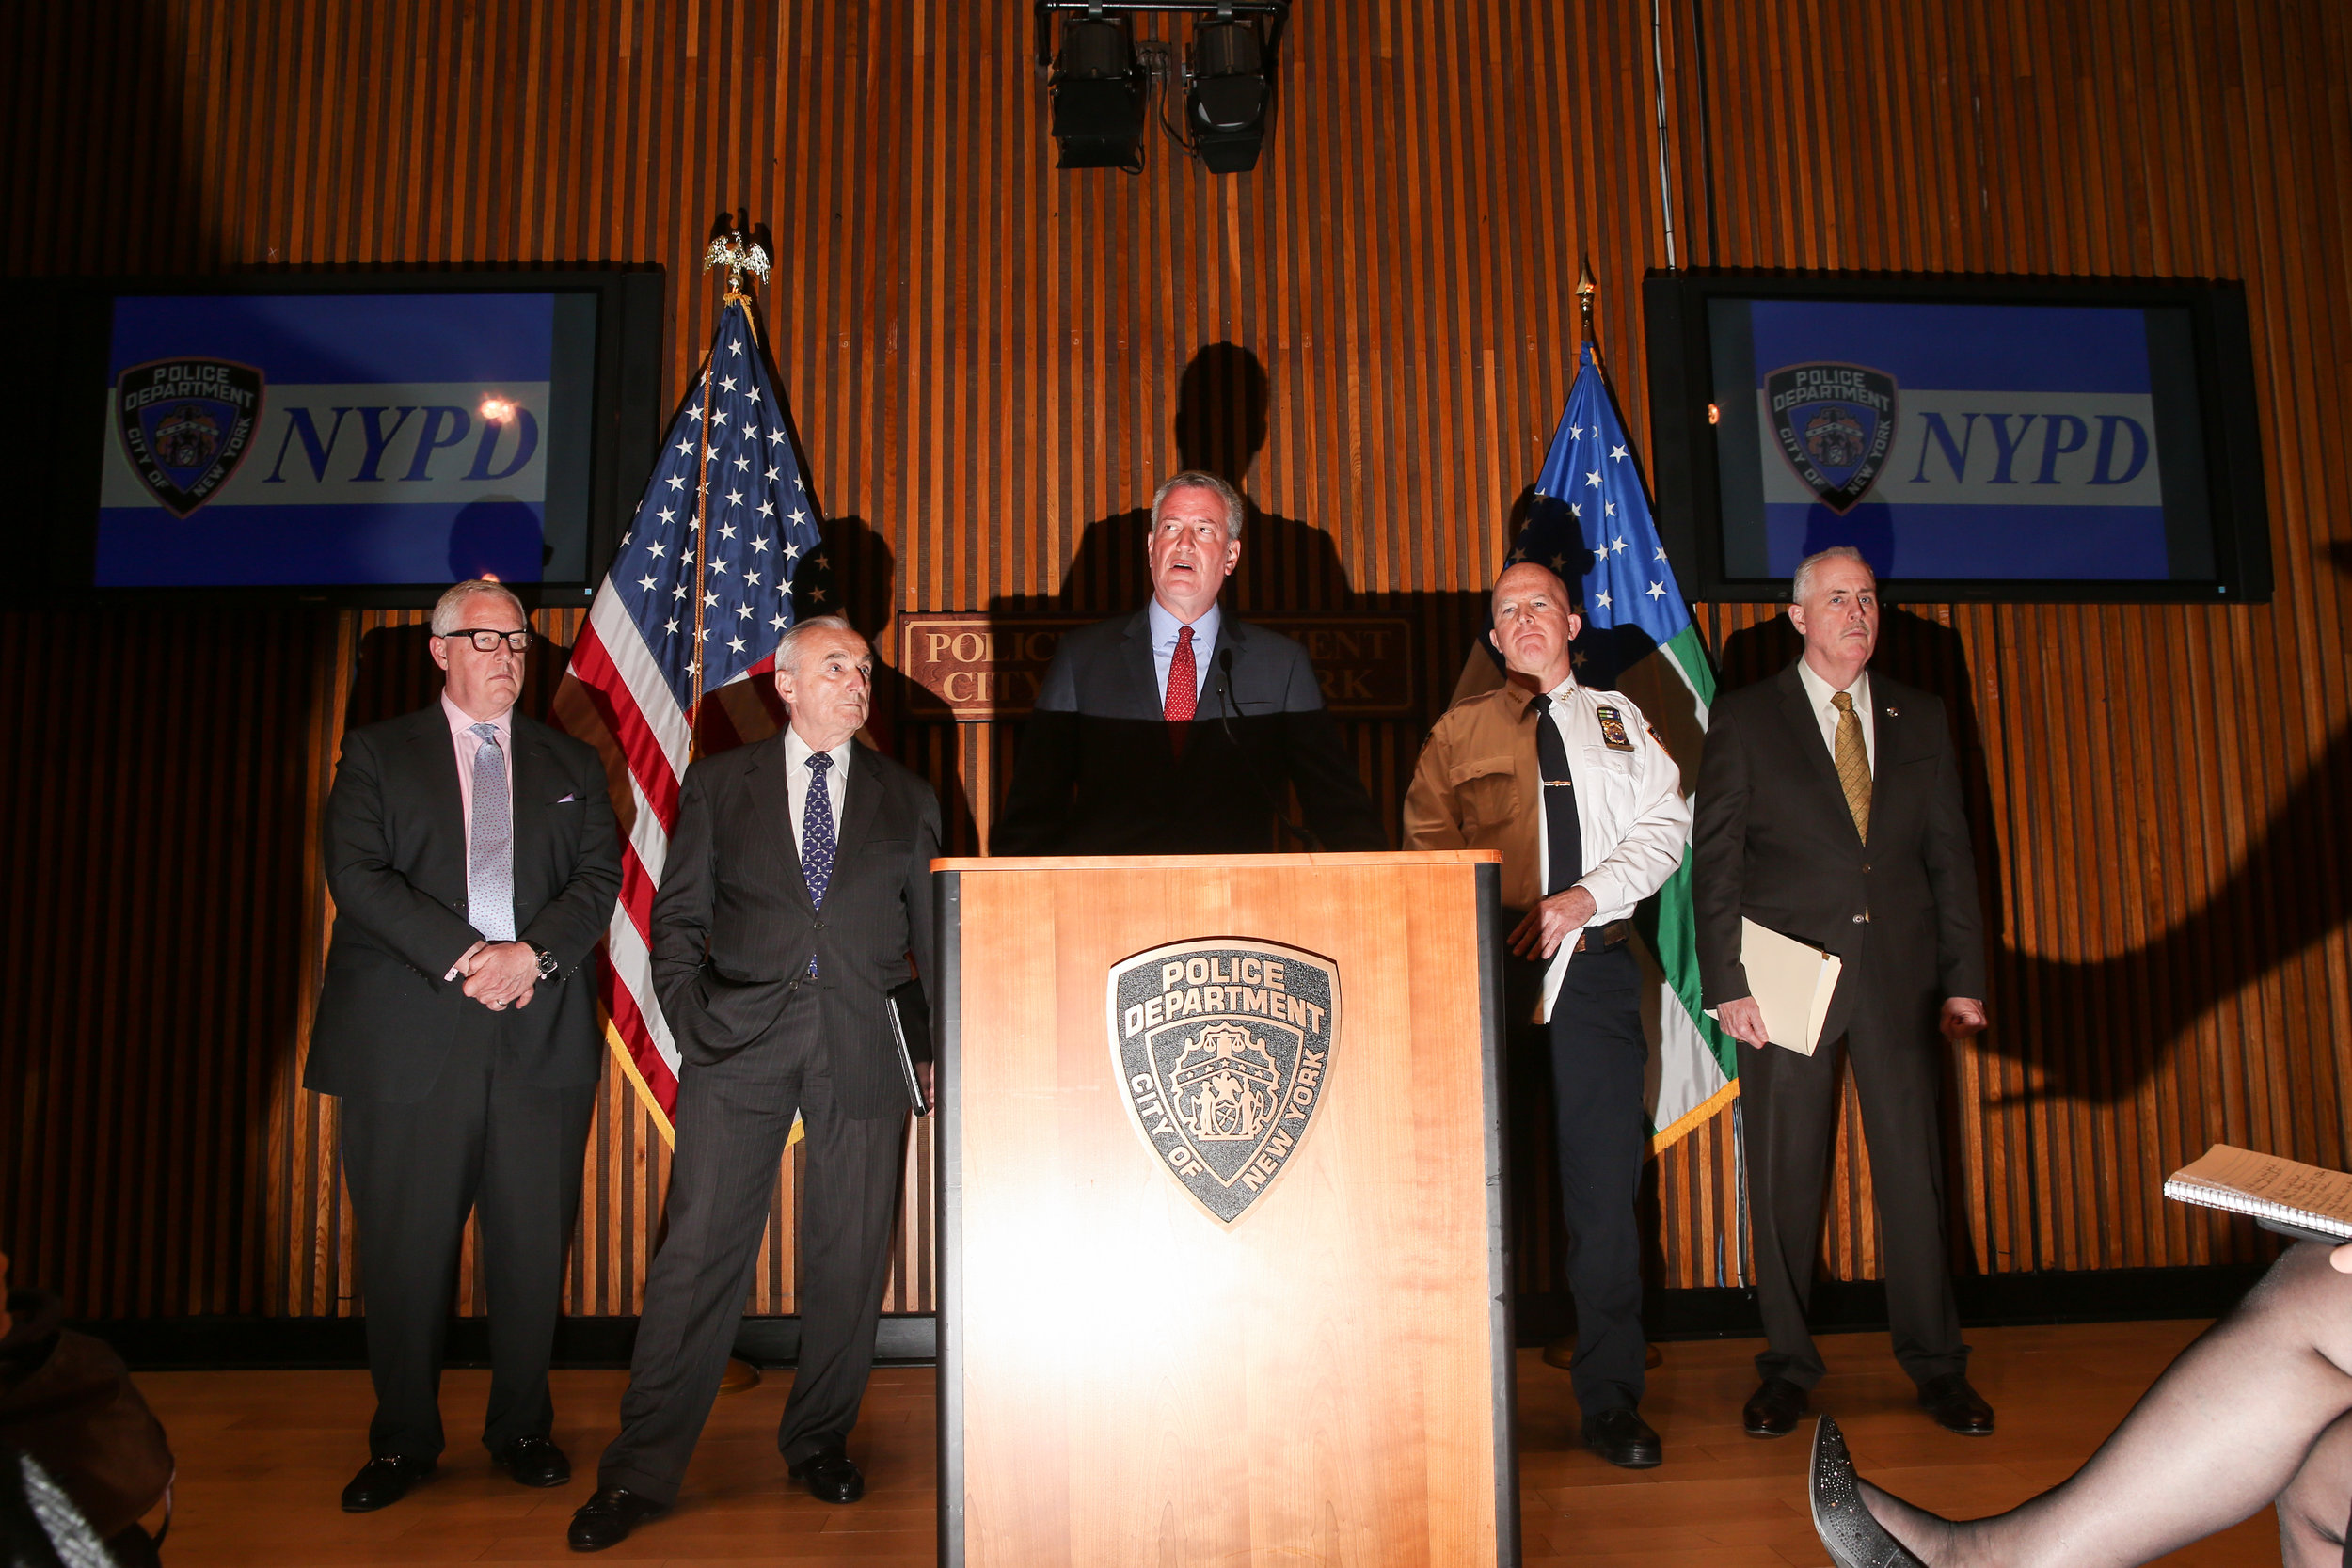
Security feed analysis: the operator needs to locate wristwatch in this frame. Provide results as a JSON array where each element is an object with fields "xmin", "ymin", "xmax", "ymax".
[{"xmin": 525, "ymin": 942, "xmax": 560, "ymax": 981}]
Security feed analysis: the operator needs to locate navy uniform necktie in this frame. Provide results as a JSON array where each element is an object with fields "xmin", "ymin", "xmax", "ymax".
[{"xmin": 1529, "ymin": 693, "xmax": 1581, "ymax": 896}]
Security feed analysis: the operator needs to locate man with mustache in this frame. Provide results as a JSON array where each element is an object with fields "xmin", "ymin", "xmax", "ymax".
[
  {"xmin": 1402, "ymin": 561, "xmax": 1691, "ymax": 1468},
  {"xmin": 568, "ymin": 616, "xmax": 941, "ymax": 1549},
  {"xmin": 992, "ymin": 469, "xmax": 1384, "ymax": 855},
  {"xmin": 1693, "ymin": 546, "xmax": 1993, "ymax": 1441}
]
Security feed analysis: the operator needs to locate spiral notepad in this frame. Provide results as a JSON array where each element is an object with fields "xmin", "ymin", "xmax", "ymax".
[{"xmin": 2163, "ymin": 1144, "xmax": 2352, "ymax": 1242}]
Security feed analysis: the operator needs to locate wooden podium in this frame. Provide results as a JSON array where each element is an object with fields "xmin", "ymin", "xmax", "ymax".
[{"xmin": 932, "ymin": 851, "xmax": 1517, "ymax": 1567}]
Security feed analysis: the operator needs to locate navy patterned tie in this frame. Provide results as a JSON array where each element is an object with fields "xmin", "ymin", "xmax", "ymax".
[
  {"xmin": 466, "ymin": 722, "xmax": 516, "ymax": 942},
  {"xmin": 802, "ymin": 752, "xmax": 835, "ymax": 974}
]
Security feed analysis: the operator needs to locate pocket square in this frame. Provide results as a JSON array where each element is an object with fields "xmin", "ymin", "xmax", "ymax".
[{"xmin": 554, "ymin": 793, "xmax": 577, "ymax": 804}]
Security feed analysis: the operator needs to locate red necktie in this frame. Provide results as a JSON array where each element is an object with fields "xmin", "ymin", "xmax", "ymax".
[{"xmin": 1166, "ymin": 624, "xmax": 1198, "ymax": 722}]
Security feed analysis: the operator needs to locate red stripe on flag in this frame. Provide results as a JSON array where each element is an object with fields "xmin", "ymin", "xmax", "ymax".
[
  {"xmin": 568, "ymin": 620, "xmax": 683, "ymax": 826},
  {"xmin": 618, "ymin": 840, "xmax": 657, "ymax": 947},
  {"xmin": 599, "ymin": 952, "xmax": 678, "ymax": 1120}
]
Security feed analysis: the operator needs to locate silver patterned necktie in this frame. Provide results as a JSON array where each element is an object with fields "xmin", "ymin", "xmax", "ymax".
[{"xmin": 468, "ymin": 721, "xmax": 516, "ymax": 942}]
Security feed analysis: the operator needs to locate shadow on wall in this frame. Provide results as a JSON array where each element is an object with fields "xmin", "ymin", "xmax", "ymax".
[
  {"xmin": 822, "ymin": 513, "xmax": 977, "ymax": 850},
  {"xmin": 977, "ymin": 341, "xmax": 1495, "ymax": 841},
  {"xmin": 446, "ymin": 499, "xmax": 549, "ymax": 584}
]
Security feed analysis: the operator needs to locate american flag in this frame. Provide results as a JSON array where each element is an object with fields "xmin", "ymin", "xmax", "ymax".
[{"xmin": 554, "ymin": 293, "xmax": 833, "ymax": 1131}]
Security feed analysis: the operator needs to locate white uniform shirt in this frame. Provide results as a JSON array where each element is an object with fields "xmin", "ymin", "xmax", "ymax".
[
  {"xmin": 1535, "ymin": 674, "xmax": 1692, "ymax": 1022},
  {"xmin": 1794, "ymin": 660, "xmax": 1875, "ymax": 773}
]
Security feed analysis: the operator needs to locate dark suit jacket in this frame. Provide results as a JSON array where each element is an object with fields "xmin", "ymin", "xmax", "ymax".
[
  {"xmin": 306, "ymin": 704, "xmax": 624, "ymax": 1104},
  {"xmin": 650, "ymin": 732, "xmax": 941, "ymax": 1121},
  {"xmin": 990, "ymin": 608, "xmax": 1385, "ymax": 855},
  {"xmin": 1693, "ymin": 662, "xmax": 1985, "ymax": 1043}
]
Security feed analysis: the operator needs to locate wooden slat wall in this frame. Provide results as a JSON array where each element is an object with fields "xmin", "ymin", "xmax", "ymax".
[{"xmin": 2, "ymin": 0, "xmax": 2347, "ymax": 1323}]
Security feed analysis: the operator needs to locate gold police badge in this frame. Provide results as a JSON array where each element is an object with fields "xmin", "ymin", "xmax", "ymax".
[{"xmin": 1106, "ymin": 938, "xmax": 1340, "ymax": 1227}]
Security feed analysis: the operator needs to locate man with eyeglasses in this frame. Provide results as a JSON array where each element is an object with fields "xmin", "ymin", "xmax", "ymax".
[{"xmin": 305, "ymin": 578, "xmax": 622, "ymax": 1514}]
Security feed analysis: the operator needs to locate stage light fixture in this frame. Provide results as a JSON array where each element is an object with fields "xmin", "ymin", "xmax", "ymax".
[
  {"xmin": 1186, "ymin": 13, "xmax": 1272, "ymax": 173},
  {"xmin": 1035, "ymin": 2, "xmax": 1289, "ymax": 175},
  {"xmin": 1048, "ymin": 10, "xmax": 1147, "ymax": 171}
]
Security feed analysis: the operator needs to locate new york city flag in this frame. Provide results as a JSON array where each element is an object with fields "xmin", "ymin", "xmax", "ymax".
[{"xmin": 1516, "ymin": 342, "xmax": 1735, "ymax": 1149}]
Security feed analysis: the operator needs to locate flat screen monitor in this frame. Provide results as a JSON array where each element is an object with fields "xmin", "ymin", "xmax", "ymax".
[
  {"xmin": 11, "ymin": 269, "xmax": 665, "ymax": 605},
  {"xmin": 1644, "ymin": 272, "xmax": 2270, "ymax": 602}
]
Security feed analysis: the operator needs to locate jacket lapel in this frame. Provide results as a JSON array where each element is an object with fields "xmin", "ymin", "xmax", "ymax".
[
  {"xmin": 404, "ymin": 705, "xmax": 468, "ymax": 889},
  {"xmin": 509, "ymin": 715, "xmax": 558, "ymax": 871},
  {"xmin": 1867, "ymin": 685, "xmax": 1912, "ymax": 815},
  {"xmin": 1120, "ymin": 609, "xmax": 1160, "ymax": 720},
  {"xmin": 1204, "ymin": 616, "xmax": 1243, "ymax": 710},
  {"xmin": 833, "ymin": 743, "xmax": 888, "ymax": 864},
  {"xmin": 742, "ymin": 734, "xmax": 814, "ymax": 913},
  {"xmin": 1773, "ymin": 662, "xmax": 1855, "ymax": 824}
]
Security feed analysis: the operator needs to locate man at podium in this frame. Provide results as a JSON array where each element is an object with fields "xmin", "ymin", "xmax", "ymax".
[
  {"xmin": 1402, "ymin": 562, "xmax": 1691, "ymax": 1470},
  {"xmin": 991, "ymin": 469, "xmax": 1384, "ymax": 855}
]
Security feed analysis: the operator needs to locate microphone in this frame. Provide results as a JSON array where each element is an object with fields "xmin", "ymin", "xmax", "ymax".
[{"xmin": 1216, "ymin": 649, "xmax": 1323, "ymax": 852}]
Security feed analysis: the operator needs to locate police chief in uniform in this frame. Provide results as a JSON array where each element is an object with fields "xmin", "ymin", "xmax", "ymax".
[{"xmin": 1403, "ymin": 561, "xmax": 1691, "ymax": 1469}]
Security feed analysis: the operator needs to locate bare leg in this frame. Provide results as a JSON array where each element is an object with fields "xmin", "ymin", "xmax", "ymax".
[
  {"xmin": 1861, "ymin": 1243, "xmax": 2352, "ymax": 1568},
  {"xmin": 2279, "ymin": 1409, "xmax": 2352, "ymax": 1568}
]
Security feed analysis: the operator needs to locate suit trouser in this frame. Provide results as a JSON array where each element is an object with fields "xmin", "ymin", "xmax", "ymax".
[
  {"xmin": 597, "ymin": 990, "xmax": 906, "ymax": 1505},
  {"xmin": 1523, "ymin": 942, "xmax": 1650, "ymax": 1415},
  {"xmin": 338, "ymin": 1010, "xmax": 597, "ymax": 1461},
  {"xmin": 1737, "ymin": 996, "xmax": 1967, "ymax": 1389}
]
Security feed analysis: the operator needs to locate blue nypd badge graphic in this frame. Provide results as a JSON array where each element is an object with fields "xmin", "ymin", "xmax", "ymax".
[
  {"xmin": 1108, "ymin": 938, "xmax": 1339, "ymax": 1227},
  {"xmin": 113, "ymin": 357, "xmax": 265, "ymax": 518},
  {"xmin": 1766, "ymin": 361, "xmax": 1898, "ymax": 514}
]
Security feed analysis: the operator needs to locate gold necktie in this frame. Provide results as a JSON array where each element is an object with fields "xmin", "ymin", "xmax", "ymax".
[{"xmin": 1832, "ymin": 690, "xmax": 1870, "ymax": 842}]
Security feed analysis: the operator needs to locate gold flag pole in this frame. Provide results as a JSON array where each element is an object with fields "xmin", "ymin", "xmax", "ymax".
[
  {"xmin": 697, "ymin": 232, "xmax": 776, "ymax": 1398},
  {"xmin": 689, "ymin": 231, "xmax": 773, "ymax": 760},
  {"xmin": 1576, "ymin": 260, "xmax": 1598, "ymax": 360}
]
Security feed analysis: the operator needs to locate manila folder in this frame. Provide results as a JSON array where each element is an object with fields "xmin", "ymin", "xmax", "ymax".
[{"xmin": 1706, "ymin": 919, "xmax": 1841, "ymax": 1056}]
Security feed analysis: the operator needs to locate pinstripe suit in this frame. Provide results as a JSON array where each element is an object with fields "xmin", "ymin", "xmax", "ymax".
[{"xmin": 596, "ymin": 731, "xmax": 941, "ymax": 1502}]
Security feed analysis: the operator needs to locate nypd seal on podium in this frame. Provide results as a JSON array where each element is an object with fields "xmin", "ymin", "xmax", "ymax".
[{"xmin": 1107, "ymin": 938, "xmax": 1340, "ymax": 1226}]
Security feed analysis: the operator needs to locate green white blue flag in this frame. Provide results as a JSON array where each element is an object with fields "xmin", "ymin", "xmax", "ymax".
[{"xmin": 1515, "ymin": 342, "xmax": 1735, "ymax": 1149}]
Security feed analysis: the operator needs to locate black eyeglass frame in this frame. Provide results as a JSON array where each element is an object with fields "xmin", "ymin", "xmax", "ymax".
[{"xmin": 435, "ymin": 627, "xmax": 536, "ymax": 653}]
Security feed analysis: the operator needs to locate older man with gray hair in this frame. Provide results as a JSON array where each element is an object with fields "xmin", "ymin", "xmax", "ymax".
[
  {"xmin": 993, "ymin": 468, "xmax": 1383, "ymax": 854},
  {"xmin": 1692, "ymin": 546, "xmax": 1992, "ymax": 1442},
  {"xmin": 570, "ymin": 615, "xmax": 942, "ymax": 1550},
  {"xmin": 308, "ymin": 577, "xmax": 622, "ymax": 1513}
]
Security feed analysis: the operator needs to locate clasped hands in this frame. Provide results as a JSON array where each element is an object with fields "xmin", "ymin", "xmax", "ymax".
[{"xmin": 453, "ymin": 940, "xmax": 539, "ymax": 1011}]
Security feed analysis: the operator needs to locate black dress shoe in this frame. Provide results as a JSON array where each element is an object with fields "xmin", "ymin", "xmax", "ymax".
[
  {"xmin": 1580, "ymin": 1406, "xmax": 1662, "ymax": 1469},
  {"xmin": 1742, "ymin": 1375, "xmax": 1809, "ymax": 1437},
  {"xmin": 1810, "ymin": 1415, "xmax": 1925, "ymax": 1568},
  {"xmin": 496, "ymin": 1433, "xmax": 572, "ymax": 1488},
  {"xmin": 340, "ymin": 1454, "xmax": 435, "ymax": 1513},
  {"xmin": 787, "ymin": 1444, "xmax": 866, "ymax": 1504},
  {"xmin": 1916, "ymin": 1372, "xmax": 1994, "ymax": 1434},
  {"xmin": 567, "ymin": 1487, "xmax": 666, "ymax": 1552}
]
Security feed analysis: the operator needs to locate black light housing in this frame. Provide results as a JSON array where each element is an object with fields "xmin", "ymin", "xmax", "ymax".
[
  {"xmin": 1049, "ymin": 13, "xmax": 1146, "ymax": 170},
  {"xmin": 1186, "ymin": 15, "xmax": 1271, "ymax": 173},
  {"xmin": 1034, "ymin": 2, "xmax": 1289, "ymax": 175}
]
